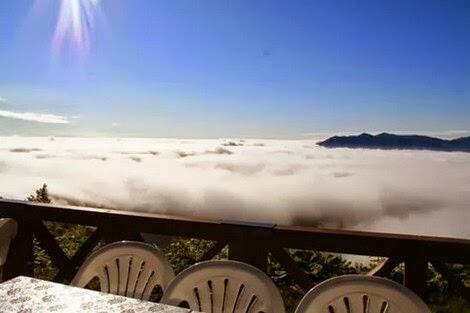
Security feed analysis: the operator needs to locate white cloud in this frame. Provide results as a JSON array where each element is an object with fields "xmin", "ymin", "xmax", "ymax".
[
  {"xmin": 0, "ymin": 137, "xmax": 469, "ymax": 239},
  {"xmin": 0, "ymin": 97, "xmax": 7, "ymax": 103},
  {"xmin": 111, "ymin": 122, "xmax": 121, "ymax": 127},
  {"xmin": 0, "ymin": 109, "xmax": 70, "ymax": 124}
]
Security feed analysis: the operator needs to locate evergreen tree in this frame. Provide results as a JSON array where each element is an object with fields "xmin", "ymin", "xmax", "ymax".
[{"xmin": 27, "ymin": 184, "xmax": 51, "ymax": 203}]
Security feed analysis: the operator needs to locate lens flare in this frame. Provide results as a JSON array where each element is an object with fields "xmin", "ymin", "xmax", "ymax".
[{"xmin": 52, "ymin": 0, "xmax": 100, "ymax": 57}]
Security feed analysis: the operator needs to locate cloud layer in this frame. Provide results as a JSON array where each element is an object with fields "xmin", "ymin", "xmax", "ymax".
[
  {"xmin": 0, "ymin": 136, "xmax": 469, "ymax": 239},
  {"xmin": 0, "ymin": 109, "xmax": 71, "ymax": 124}
]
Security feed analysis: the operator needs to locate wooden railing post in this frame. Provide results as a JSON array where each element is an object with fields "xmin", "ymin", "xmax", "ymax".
[
  {"xmin": 225, "ymin": 221, "xmax": 274, "ymax": 271},
  {"xmin": 229, "ymin": 239, "xmax": 268, "ymax": 270},
  {"xmin": 3, "ymin": 218, "xmax": 34, "ymax": 279},
  {"xmin": 404, "ymin": 257, "xmax": 428, "ymax": 301}
]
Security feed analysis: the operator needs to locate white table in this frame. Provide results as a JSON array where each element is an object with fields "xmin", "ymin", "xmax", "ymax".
[{"xmin": 0, "ymin": 276, "xmax": 193, "ymax": 313}]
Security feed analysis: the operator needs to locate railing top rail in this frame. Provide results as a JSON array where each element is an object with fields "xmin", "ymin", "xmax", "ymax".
[{"xmin": 0, "ymin": 198, "xmax": 219, "ymax": 224}]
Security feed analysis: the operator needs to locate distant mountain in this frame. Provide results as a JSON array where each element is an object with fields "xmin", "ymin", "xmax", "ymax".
[{"xmin": 317, "ymin": 133, "xmax": 470, "ymax": 152}]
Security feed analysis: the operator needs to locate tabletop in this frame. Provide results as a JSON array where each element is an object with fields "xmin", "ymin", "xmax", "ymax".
[{"xmin": 0, "ymin": 276, "xmax": 192, "ymax": 313}]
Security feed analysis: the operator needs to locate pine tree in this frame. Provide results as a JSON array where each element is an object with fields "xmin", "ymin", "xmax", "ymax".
[{"xmin": 27, "ymin": 184, "xmax": 51, "ymax": 203}]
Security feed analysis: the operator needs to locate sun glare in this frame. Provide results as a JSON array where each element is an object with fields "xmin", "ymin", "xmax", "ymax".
[{"xmin": 52, "ymin": 0, "xmax": 100, "ymax": 58}]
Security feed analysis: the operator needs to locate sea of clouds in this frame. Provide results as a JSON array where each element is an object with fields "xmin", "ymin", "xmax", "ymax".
[{"xmin": 0, "ymin": 136, "xmax": 469, "ymax": 239}]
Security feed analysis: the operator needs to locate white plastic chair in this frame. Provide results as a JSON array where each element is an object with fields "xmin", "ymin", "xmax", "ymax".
[
  {"xmin": 295, "ymin": 275, "xmax": 430, "ymax": 313},
  {"xmin": 0, "ymin": 218, "xmax": 18, "ymax": 282},
  {"xmin": 161, "ymin": 260, "xmax": 285, "ymax": 313},
  {"xmin": 71, "ymin": 241, "xmax": 175, "ymax": 301}
]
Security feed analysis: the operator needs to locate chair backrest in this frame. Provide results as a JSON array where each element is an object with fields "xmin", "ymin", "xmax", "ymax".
[
  {"xmin": 0, "ymin": 218, "xmax": 18, "ymax": 282},
  {"xmin": 161, "ymin": 260, "xmax": 285, "ymax": 313},
  {"xmin": 295, "ymin": 275, "xmax": 430, "ymax": 313},
  {"xmin": 71, "ymin": 241, "xmax": 175, "ymax": 301},
  {"xmin": 0, "ymin": 218, "xmax": 18, "ymax": 266}
]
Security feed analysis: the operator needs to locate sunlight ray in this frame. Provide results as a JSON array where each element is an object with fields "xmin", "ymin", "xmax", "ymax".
[{"xmin": 52, "ymin": 0, "xmax": 100, "ymax": 57}]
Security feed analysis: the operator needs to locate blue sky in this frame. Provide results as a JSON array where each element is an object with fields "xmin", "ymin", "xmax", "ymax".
[{"xmin": 0, "ymin": 0, "xmax": 469, "ymax": 138}]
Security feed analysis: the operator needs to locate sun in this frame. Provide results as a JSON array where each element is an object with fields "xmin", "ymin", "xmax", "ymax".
[{"xmin": 52, "ymin": 0, "xmax": 100, "ymax": 57}]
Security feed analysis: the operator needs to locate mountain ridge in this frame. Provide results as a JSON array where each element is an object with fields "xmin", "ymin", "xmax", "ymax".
[{"xmin": 317, "ymin": 133, "xmax": 470, "ymax": 152}]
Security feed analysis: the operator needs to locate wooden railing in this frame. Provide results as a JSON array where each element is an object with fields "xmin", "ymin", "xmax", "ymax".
[{"xmin": 1, "ymin": 199, "xmax": 469, "ymax": 302}]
